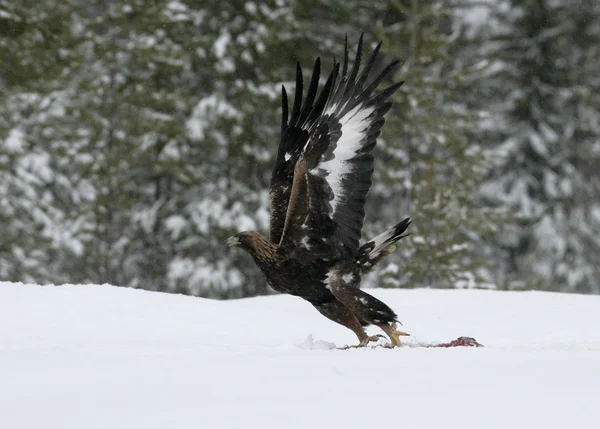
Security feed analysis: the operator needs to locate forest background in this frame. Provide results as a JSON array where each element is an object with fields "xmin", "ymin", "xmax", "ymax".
[{"xmin": 1, "ymin": 0, "xmax": 599, "ymax": 298}]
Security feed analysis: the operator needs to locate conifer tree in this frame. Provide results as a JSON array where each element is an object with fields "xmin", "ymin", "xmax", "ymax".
[
  {"xmin": 367, "ymin": 0, "xmax": 502, "ymax": 289},
  {"xmin": 4, "ymin": 0, "xmax": 599, "ymax": 296},
  {"xmin": 0, "ymin": 0, "xmax": 79, "ymax": 282},
  {"xmin": 481, "ymin": 0, "xmax": 600, "ymax": 293},
  {"xmin": 2, "ymin": 0, "xmax": 326, "ymax": 297}
]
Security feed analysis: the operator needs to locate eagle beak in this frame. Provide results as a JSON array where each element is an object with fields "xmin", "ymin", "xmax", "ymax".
[{"xmin": 226, "ymin": 236, "xmax": 241, "ymax": 247}]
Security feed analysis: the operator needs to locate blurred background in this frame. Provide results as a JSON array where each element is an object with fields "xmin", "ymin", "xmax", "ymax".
[{"xmin": 1, "ymin": 0, "xmax": 599, "ymax": 298}]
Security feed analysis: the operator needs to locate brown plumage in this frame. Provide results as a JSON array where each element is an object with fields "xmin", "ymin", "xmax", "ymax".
[{"xmin": 227, "ymin": 34, "xmax": 411, "ymax": 347}]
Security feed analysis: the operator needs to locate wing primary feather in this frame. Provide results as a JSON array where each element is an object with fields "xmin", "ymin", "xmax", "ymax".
[
  {"xmin": 346, "ymin": 33, "xmax": 364, "ymax": 89},
  {"xmin": 291, "ymin": 62, "xmax": 303, "ymax": 125},
  {"xmin": 341, "ymin": 34, "xmax": 349, "ymax": 79},
  {"xmin": 359, "ymin": 61, "xmax": 401, "ymax": 101},
  {"xmin": 377, "ymin": 101, "xmax": 394, "ymax": 118},
  {"xmin": 281, "ymin": 85, "xmax": 288, "ymax": 135},
  {"xmin": 327, "ymin": 33, "xmax": 362, "ymax": 114},
  {"xmin": 324, "ymin": 40, "xmax": 348, "ymax": 113},
  {"xmin": 299, "ymin": 57, "xmax": 321, "ymax": 126},
  {"xmin": 355, "ymin": 41, "xmax": 382, "ymax": 91},
  {"xmin": 307, "ymin": 60, "xmax": 338, "ymax": 126},
  {"xmin": 368, "ymin": 80, "xmax": 405, "ymax": 105}
]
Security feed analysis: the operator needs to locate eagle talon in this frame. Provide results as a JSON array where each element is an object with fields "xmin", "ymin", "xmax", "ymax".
[
  {"xmin": 357, "ymin": 335, "xmax": 382, "ymax": 347},
  {"xmin": 378, "ymin": 322, "xmax": 410, "ymax": 347},
  {"xmin": 389, "ymin": 330, "xmax": 410, "ymax": 347}
]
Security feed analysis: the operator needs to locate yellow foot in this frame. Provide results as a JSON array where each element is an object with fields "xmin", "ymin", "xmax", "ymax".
[{"xmin": 387, "ymin": 323, "xmax": 410, "ymax": 347}]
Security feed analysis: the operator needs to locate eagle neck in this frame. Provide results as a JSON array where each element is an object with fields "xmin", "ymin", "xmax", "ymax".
[{"xmin": 248, "ymin": 233, "xmax": 278, "ymax": 263}]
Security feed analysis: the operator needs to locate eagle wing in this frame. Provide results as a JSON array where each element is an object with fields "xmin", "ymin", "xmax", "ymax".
[
  {"xmin": 268, "ymin": 55, "xmax": 337, "ymax": 244},
  {"xmin": 276, "ymin": 35, "xmax": 403, "ymax": 262}
]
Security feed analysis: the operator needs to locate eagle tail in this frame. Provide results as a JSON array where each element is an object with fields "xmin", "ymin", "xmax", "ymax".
[{"xmin": 356, "ymin": 217, "xmax": 411, "ymax": 274}]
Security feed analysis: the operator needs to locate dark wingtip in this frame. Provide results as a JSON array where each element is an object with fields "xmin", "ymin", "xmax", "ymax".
[
  {"xmin": 295, "ymin": 61, "xmax": 303, "ymax": 83},
  {"xmin": 388, "ymin": 60, "xmax": 401, "ymax": 73},
  {"xmin": 355, "ymin": 39, "xmax": 383, "ymax": 90},
  {"xmin": 356, "ymin": 32, "xmax": 364, "ymax": 57},
  {"xmin": 394, "ymin": 217, "xmax": 412, "ymax": 236},
  {"xmin": 281, "ymin": 84, "xmax": 289, "ymax": 133},
  {"xmin": 347, "ymin": 33, "xmax": 364, "ymax": 85},
  {"xmin": 291, "ymin": 62, "xmax": 304, "ymax": 123}
]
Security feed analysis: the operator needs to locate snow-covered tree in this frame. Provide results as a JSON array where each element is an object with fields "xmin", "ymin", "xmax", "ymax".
[
  {"xmin": 362, "ymin": 0, "xmax": 502, "ymax": 289},
  {"xmin": 3, "ymin": 0, "xmax": 599, "ymax": 297},
  {"xmin": 0, "ymin": 0, "xmax": 79, "ymax": 282},
  {"xmin": 2, "ymin": 0, "xmax": 330, "ymax": 297},
  {"xmin": 481, "ymin": 0, "xmax": 600, "ymax": 293}
]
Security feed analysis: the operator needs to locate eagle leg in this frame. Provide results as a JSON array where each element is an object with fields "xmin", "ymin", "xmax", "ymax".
[
  {"xmin": 377, "ymin": 322, "xmax": 410, "ymax": 347},
  {"xmin": 313, "ymin": 300, "xmax": 380, "ymax": 347}
]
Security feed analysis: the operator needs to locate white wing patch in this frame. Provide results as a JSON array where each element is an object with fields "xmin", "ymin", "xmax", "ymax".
[
  {"xmin": 370, "ymin": 228, "xmax": 394, "ymax": 251},
  {"xmin": 316, "ymin": 104, "xmax": 374, "ymax": 213}
]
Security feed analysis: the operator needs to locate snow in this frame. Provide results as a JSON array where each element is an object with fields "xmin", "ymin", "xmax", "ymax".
[
  {"xmin": 213, "ymin": 31, "xmax": 230, "ymax": 59},
  {"xmin": 0, "ymin": 9, "xmax": 17, "ymax": 20},
  {"xmin": 244, "ymin": 2, "xmax": 257, "ymax": 15},
  {"xmin": 5, "ymin": 128, "xmax": 25, "ymax": 153},
  {"xmin": 186, "ymin": 94, "xmax": 241, "ymax": 140},
  {"xmin": 1, "ymin": 282, "xmax": 599, "ymax": 429}
]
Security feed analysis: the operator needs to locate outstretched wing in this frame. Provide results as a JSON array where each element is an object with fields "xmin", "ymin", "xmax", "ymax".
[
  {"xmin": 268, "ymin": 57, "xmax": 337, "ymax": 244},
  {"xmin": 278, "ymin": 35, "xmax": 404, "ymax": 262}
]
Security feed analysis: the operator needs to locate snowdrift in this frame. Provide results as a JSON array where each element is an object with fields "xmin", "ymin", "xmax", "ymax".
[{"xmin": 1, "ymin": 282, "xmax": 599, "ymax": 429}]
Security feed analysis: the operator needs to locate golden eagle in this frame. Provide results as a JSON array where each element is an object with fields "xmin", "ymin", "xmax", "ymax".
[{"xmin": 227, "ymin": 35, "xmax": 411, "ymax": 347}]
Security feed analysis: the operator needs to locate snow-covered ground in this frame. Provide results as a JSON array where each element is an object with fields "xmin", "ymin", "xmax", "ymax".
[{"xmin": 1, "ymin": 282, "xmax": 599, "ymax": 429}]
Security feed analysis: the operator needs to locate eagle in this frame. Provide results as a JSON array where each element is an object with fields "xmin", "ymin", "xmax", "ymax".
[{"xmin": 227, "ymin": 34, "xmax": 411, "ymax": 347}]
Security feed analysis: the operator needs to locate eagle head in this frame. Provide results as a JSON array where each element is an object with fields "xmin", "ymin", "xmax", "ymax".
[
  {"xmin": 226, "ymin": 232, "xmax": 256, "ymax": 249},
  {"xmin": 226, "ymin": 231, "xmax": 277, "ymax": 262},
  {"xmin": 226, "ymin": 233, "xmax": 244, "ymax": 247}
]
